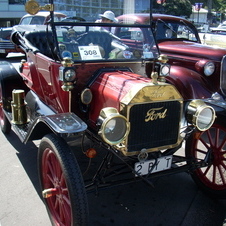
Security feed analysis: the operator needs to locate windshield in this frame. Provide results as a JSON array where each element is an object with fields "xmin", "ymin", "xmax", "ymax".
[
  {"xmin": 54, "ymin": 24, "xmax": 157, "ymax": 62},
  {"xmin": 20, "ymin": 16, "xmax": 45, "ymax": 25},
  {"xmin": 155, "ymin": 20, "xmax": 199, "ymax": 42},
  {"xmin": 48, "ymin": 0, "xmax": 158, "ymax": 62}
]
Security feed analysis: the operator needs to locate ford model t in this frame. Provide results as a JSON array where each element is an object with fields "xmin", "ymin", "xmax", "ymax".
[{"xmin": 0, "ymin": 0, "xmax": 224, "ymax": 225}]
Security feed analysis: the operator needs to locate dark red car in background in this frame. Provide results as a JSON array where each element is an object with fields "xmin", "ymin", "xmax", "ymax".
[
  {"xmin": 151, "ymin": 15, "xmax": 226, "ymax": 171},
  {"xmin": 117, "ymin": 13, "xmax": 226, "ymax": 101},
  {"xmin": 152, "ymin": 14, "xmax": 226, "ymax": 100},
  {"xmin": 117, "ymin": 13, "xmax": 226, "ymax": 201}
]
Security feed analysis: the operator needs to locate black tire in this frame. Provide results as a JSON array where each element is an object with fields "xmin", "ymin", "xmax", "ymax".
[
  {"xmin": 38, "ymin": 134, "xmax": 89, "ymax": 225},
  {"xmin": 0, "ymin": 83, "xmax": 11, "ymax": 134},
  {"xmin": 185, "ymin": 119, "xmax": 226, "ymax": 199}
]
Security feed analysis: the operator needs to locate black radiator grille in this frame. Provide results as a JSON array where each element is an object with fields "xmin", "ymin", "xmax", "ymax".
[{"xmin": 127, "ymin": 101, "xmax": 181, "ymax": 152}]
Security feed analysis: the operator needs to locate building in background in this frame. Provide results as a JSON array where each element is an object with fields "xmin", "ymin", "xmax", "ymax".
[
  {"xmin": 189, "ymin": 5, "xmax": 208, "ymax": 24},
  {"xmin": 0, "ymin": 0, "xmax": 149, "ymax": 27},
  {"xmin": 0, "ymin": 0, "xmax": 27, "ymax": 27},
  {"xmin": 53, "ymin": 0, "xmax": 149, "ymax": 21}
]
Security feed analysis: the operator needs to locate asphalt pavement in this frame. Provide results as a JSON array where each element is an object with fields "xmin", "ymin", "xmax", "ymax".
[
  {"xmin": 0, "ymin": 126, "xmax": 226, "ymax": 226},
  {"xmin": 0, "ymin": 55, "xmax": 226, "ymax": 225}
]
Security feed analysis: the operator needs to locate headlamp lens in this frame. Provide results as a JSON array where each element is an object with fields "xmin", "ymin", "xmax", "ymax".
[
  {"xmin": 98, "ymin": 107, "xmax": 130, "ymax": 145},
  {"xmin": 160, "ymin": 64, "xmax": 170, "ymax": 76},
  {"xmin": 204, "ymin": 62, "xmax": 215, "ymax": 76},
  {"xmin": 64, "ymin": 69, "xmax": 76, "ymax": 81},
  {"xmin": 104, "ymin": 117, "xmax": 128, "ymax": 142}
]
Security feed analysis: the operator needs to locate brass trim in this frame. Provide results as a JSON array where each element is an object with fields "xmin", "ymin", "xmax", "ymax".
[
  {"xmin": 98, "ymin": 107, "xmax": 130, "ymax": 145},
  {"xmin": 187, "ymin": 99, "xmax": 216, "ymax": 131},
  {"xmin": 61, "ymin": 58, "xmax": 74, "ymax": 67},
  {"xmin": 121, "ymin": 82, "xmax": 183, "ymax": 105},
  {"xmin": 117, "ymin": 82, "xmax": 183, "ymax": 156},
  {"xmin": 118, "ymin": 137, "xmax": 183, "ymax": 156},
  {"xmin": 72, "ymin": 61, "xmax": 153, "ymax": 66},
  {"xmin": 158, "ymin": 54, "xmax": 168, "ymax": 63},
  {"xmin": 25, "ymin": 0, "xmax": 53, "ymax": 15},
  {"xmin": 81, "ymin": 88, "xmax": 93, "ymax": 105},
  {"xmin": 119, "ymin": 99, "xmax": 183, "ymax": 156},
  {"xmin": 25, "ymin": 0, "xmax": 40, "ymax": 15},
  {"xmin": 11, "ymin": 90, "xmax": 28, "ymax": 125}
]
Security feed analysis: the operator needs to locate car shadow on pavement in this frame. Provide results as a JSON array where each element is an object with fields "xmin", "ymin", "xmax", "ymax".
[
  {"xmin": 3, "ymin": 130, "xmax": 226, "ymax": 226},
  {"xmin": 87, "ymin": 173, "xmax": 226, "ymax": 226},
  {"xmin": 4, "ymin": 130, "xmax": 42, "ymax": 198}
]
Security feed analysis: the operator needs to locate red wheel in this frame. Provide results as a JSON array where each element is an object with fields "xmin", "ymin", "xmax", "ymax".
[
  {"xmin": 186, "ymin": 122, "xmax": 226, "ymax": 198},
  {"xmin": 38, "ymin": 134, "xmax": 89, "ymax": 225},
  {"xmin": 0, "ymin": 83, "xmax": 11, "ymax": 134}
]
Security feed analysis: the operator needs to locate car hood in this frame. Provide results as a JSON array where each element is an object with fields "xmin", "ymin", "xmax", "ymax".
[{"xmin": 158, "ymin": 40, "xmax": 226, "ymax": 61}]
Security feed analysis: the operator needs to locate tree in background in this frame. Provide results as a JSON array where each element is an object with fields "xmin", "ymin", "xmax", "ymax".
[
  {"xmin": 153, "ymin": 0, "xmax": 225, "ymax": 20},
  {"xmin": 190, "ymin": 0, "xmax": 225, "ymax": 23},
  {"xmin": 189, "ymin": 0, "xmax": 225, "ymax": 13},
  {"xmin": 217, "ymin": 0, "xmax": 226, "ymax": 11},
  {"xmin": 214, "ymin": 0, "xmax": 226, "ymax": 21},
  {"xmin": 162, "ymin": 0, "xmax": 192, "ymax": 17},
  {"xmin": 153, "ymin": 0, "xmax": 192, "ymax": 17}
]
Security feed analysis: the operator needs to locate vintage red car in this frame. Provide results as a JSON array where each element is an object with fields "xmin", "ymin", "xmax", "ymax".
[
  {"xmin": 0, "ymin": 11, "xmax": 66, "ymax": 57},
  {"xmin": 0, "ymin": 0, "xmax": 224, "ymax": 225}
]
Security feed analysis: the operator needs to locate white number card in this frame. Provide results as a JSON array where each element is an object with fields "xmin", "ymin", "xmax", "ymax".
[{"xmin": 78, "ymin": 46, "xmax": 102, "ymax": 60}]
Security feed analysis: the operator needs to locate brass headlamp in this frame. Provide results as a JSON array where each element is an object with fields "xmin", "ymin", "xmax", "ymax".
[
  {"xmin": 186, "ymin": 100, "xmax": 215, "ymax": 131},
  {"xmin": 98, "ymin": 107, "xmax": 130, "ymax": 145}
]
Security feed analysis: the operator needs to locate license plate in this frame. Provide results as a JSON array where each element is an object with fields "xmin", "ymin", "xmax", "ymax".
[
  {"xmin": 134, "ymin": 155, "xmax": 172, "ymax": 176},
  {"xmin": 0, "ymin": 49, "xmax": 6, "ymax": 53}
]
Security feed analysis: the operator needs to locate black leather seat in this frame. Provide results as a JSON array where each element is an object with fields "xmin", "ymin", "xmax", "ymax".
[
  {"xmin": 77, "ymin": 30, "xmax": 112, "ymax": 58},
  {"xmin": 25, "ymin": 31, "xmax": 54, "ymax": 57}
]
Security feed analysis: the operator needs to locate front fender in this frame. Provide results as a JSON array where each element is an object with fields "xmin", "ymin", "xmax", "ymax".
[
  {"xmin": 166, "ymin": 65, "xmax": 215, "ymax": 100},
  {"xmin": 25, "ymin": 112, "xmax": 87, "ymax": 143}
]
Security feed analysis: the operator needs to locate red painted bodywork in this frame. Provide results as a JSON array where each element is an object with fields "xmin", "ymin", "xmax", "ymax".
[
  {"xmin": 159, "ymin": 41, "xmax": 226, "ymax": 60},
  {"xmin": 21, "ymin": 53, "xmax": 70, "ymax": 113},
  {"xmin": 166, "ymin": 66, "xmax": 214, "ymax": 99},
  {"xmin": 151, "ymin": 14, "xmax": 226, "ymax": 99},
  {"xmin": 89, "ymin": 71, "xmax": 151, "ymax": 124}
]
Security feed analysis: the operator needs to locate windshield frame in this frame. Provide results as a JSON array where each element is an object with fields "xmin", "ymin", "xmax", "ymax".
[
  {"xmin": 38, "ymin": 0, "xmax": 157, "ymax": 63},
  {"xmin": 51, "ymin": 17, "xmax": 159, "ymax": 63},
  {"xmin": 154, "ymin": 18, "xmax": 200, "ymax": 43}
]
